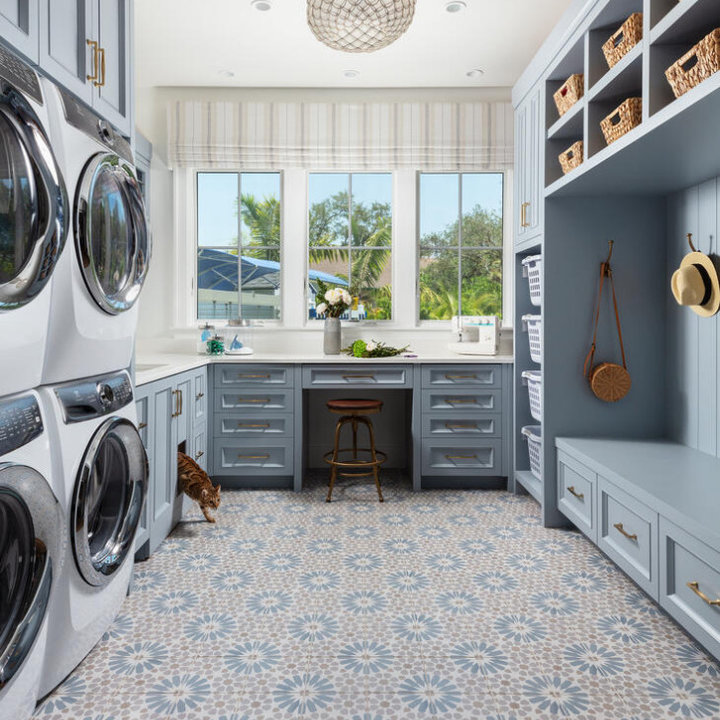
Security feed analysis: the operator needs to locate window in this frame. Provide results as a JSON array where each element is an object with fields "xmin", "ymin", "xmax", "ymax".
[
  {"xmin": 418, "ymin": 173, "xmax": 504, "ymax": 321},
  {"xmin": 196, "ymin": 172, "xmax": 281, "ymax": 320},
  {"xmin": 307, "ymin": 173, "xmax": 392, "ymax": 320}
]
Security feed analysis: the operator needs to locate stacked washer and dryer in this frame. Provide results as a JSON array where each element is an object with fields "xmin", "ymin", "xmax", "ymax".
[{"xmin": 0, "ymin": 45, "xmax": 149, "ymax": 720}]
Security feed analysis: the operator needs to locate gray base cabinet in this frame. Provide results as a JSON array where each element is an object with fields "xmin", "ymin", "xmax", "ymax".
[
  {"xmin": 134, "ymin": 366, "xmax": 208, "ymax": 559},
  {"xmin": 556, "ymin": 437, "xmax": 720, "ymax": 661}
]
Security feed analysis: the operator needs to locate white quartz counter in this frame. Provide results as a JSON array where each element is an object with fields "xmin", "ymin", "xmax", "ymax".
[{"xmin": 134, "ymin": 351, "xmax": 514, "ymax": 386}]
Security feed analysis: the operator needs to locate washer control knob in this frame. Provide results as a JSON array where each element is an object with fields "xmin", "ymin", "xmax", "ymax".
[{"xmin": 98, "ymin": 383, "xmax": 114, "ymax": 407}]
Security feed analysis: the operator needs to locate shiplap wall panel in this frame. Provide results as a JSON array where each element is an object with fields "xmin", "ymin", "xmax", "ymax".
[{"xmin": 666, "ymin": 178, "xmax": 720, "ymax": 458}]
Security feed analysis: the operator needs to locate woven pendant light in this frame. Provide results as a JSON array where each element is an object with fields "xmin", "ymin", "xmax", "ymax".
[{"xmin": 307, "ymin": 0, "xmax": 417, "ymax": 53}]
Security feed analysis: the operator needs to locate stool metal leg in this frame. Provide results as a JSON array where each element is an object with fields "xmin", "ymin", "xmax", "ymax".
[
  {"xmin": 363, "ymin": 416, "xmax": 384, "ymax": 503},
  {"xmin": 326, "ymin": 416, "xmax": 346, "ymax": 503}
]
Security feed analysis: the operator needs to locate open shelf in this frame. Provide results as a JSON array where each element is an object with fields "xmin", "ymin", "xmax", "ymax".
[
  {"xmin": 651, "ymin": 0, "xmax": 719, "ymax": 44},
  {"xmin": 587, "ymin": 42, "xmax": 643, "ymax": 102},
  {"xmin": 546, "ymin": 137, "xmax": 585, "ymax": 187},
  {"xmin": 545, "ymin": 36, "xmax": 585, "ymax": 131},
  {"xmin": 515, "ymin": 470, "xmax": 543, "ymax": 503},
  {"xmin": 547, "ymin": 98, "xmax": 585, "ymax": 140}
]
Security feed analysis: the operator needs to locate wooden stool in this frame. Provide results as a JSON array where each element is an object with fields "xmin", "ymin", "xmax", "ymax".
[{"xmin": 323, "ymin": 399, "xmax": 386, "ymax": 503}]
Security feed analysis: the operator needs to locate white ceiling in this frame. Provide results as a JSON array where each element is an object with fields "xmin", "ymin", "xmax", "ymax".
[{"xmin": 135, "ymin": 0, "xmax": 574, "ymax": 89}]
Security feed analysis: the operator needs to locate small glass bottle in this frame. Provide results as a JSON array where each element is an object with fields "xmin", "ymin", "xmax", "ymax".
[{"xmin": 197, "ymin": 322, "xmax": 215, "ymax": 354}]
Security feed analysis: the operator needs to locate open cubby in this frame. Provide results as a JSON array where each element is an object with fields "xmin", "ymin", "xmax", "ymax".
[
  {"xmin": 545, "ymin": 36, "xmax": 586, "ymax": 131},
  {"xmin": 587, "ymin": 93, "xmax": 643, "ymax": 157},
  {"xmin": 587, "ymin": 42, "xmax": 643, "ymax": 102},
  {"xmin": 546, "ymin": 137, "xmax": 585, "ymax": 186},
  {"xmin": 651, "ymin": 0, "xmax": 720, "ymax": 44},
  {"xmin": 650, "ymin": 0, "xmax": 681, "ymax": 29}
]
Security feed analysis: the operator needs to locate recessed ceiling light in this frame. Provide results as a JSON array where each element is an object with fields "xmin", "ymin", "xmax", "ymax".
[
  {"xmin": 466, "ymin": 68, "xmax": 484, "ymax": 78},
  {"xmin": 343, "ymin": 69, "xmax": 360, "ymax": 79},
  {"xmin": 445, "ymin": 1, "xmax": 467, "ymax": 12},
  {"xmin": 218, "ymin": 69, "xmax": 235, "ymax": 78},
  {"xmin": 251, "ymin": 0, "xmax": 272, "ymax": 10}
]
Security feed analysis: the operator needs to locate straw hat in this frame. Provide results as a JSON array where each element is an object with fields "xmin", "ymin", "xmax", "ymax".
[{"xmin": 671, "ymin": 251, "xmax": 720, "ymax": 318}]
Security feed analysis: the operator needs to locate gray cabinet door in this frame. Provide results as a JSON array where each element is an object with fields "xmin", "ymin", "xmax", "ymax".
[
  {"xmin": 149, "ymin": 376, "xmax": 179, "ymax": 554},
  {"xmin": 175, "ymin": 373, "xmax": 193, "ymax": 448},
  {"xmin": 515, "ymin": 84, "xmax": 543, "ymax": 242},
  {"xmin": 92, "ymin": 0, "xmax": 131, "ymax": 135},
  {"xmin": 38, "ymin": 0, "xmax": 92, "ymax": 103},
  {"xmin": 134, "ymin": 384, "xmax": 152, "ymax": 555},
  {"xmin": 0, "ymin": 0, "xmax": 38, "ymax": 63},
  {"xmin": 192, "ymin": 422, "xmax": 207, "ymax": 472},
  {"xmin": 514, "ymin": 99, "xmax": 527, "ymax": 242}
]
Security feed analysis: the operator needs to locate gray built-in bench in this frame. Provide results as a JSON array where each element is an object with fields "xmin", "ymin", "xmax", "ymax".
[{"xmin": 556, "ymin": 437, "xmax": 720, "ymax": 661}]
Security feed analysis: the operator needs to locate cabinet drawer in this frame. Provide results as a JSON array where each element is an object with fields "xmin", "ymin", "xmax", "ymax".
[
  {"xmin": 214, "ymin": 440, "xmax": 294, "ymax": 476},
  {"xmin": 598, "ymin": 477, "xmax": 658, "ymax": 599},
  {"xmin": 557, "ymin": 451, "xmax": 596, "ymax": 541},
  {"xmin": 215, "ymin": 365, "xmax": 293, "ymax": 388},
  {"xmin": 214, "ymin": 413, "xmax": 293, "ymax": 439},
  {"xmin": 421, "ymin": 439, "xmax": 501, "ymax": 476},
  {"xmin": 660, "ymin": 518, "xmax": 720, "ymax": 660},
  {"xmin": 422, "ymin": 413, "xmax": 501, "ymax": 438},
  {"xmin": 302, "ymin": 365, "xmax": 412, "ymax": 388},
  {"xmin": 422, "ymin": 390, "xmax": 501, "ymax": 413},
  {"xmin": 422, "ymin": 365, "xmax": 500, "ymax": 388},
  {"xmin": 214, "ymin": 389, "xmax": 294, "ymax": 413}
]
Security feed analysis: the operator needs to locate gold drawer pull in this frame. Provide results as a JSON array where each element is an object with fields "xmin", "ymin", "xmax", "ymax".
[
  {"xmin": 448, "ymin": 398, "xmax": 476, "ymax": 404},
  {"xmin": 237, "ymin": 454, "xmax": 270, "ymax": 460},
  {"xmin": 195, "ymin": 450, "xmax": 204, "ymax": 459},
  {"xmin": 446, "ymin": 454, "xmax": 478, "ymax": 461},
  {"xmin": 237, "ymin": 398, "xmax": 271, "ymax": 404},
  {"xmin": 613, "ymin": 522, "xmax": 638, "ymax": 541},
  {"xmin": 445, "ymin": 423, "xmax": 479, "ymax": 430},
  {"xmin": 342, "ymin": 374, "xmax": 376, "ymax": 380},
  {"xmin": 237, "ymin": 423, "xmax": 271, "ymax": 429},
  {"xmin": 238, "ymin": 373, "xmax": 271, "ymax": 378},
  {"xmin": 687, "ymin": 581, "xmax": 720, "ymax": 607},
  {"xmin": 567, "ymin": 485, "xmax": 584, "ymax": 500},
  {"xmin": 138, "ymin": 422, "xmax": 147, "ymax": 429},
  {"xmin": 445, "ymin": 374, "xmax": 478, "ymax": 380}
]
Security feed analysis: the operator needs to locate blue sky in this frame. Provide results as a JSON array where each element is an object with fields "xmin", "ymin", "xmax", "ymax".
[{"xmin": 197, "ymin": 172, "xmax": 503, "ymax": 247}]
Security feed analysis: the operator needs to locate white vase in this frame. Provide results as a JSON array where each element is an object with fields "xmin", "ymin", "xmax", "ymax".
[{"xmin": 323, "ymin": 317, "xmax": 341, "ymax": 355}]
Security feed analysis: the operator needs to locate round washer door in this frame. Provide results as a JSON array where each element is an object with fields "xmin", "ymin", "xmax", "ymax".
[
  {"xmin": 72, "ymin": 417, "xmax": 147, "ymax": 586},
  {"xmin": 75, "ymin": 153, "xmax": 149, "ymax": 315},
  {"xmin": 0, "ymin": 467, "xmax": 56, "ymax": 693},
  {"xmin": 0, "ymin": 88, "xmax": 67, "ymax": 310}
]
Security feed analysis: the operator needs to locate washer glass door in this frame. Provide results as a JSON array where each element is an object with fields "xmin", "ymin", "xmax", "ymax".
[
  {"xmin": 75, "ymin": 154, "xmax": 149, "ymax": 315},
  {"xmin": 0, "ymin": 484, "xmax": 51, "ymax": 692},
  {"xmin": 72, "ymin": 418, "xmax": 147, "ymax": 586},
  {"xmin": 0, "ymin": 90, "xmax": 67, "ymax": 309}
]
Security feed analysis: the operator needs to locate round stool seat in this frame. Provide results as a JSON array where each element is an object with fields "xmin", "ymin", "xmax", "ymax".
[{"xmin": 327, "ymin": 398, "xmax": 383, "ymax": 414}]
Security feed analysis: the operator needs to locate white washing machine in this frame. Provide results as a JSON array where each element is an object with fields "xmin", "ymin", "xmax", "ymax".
[
  {"xmin": 38, "ymin": 370, "xmax": 147, "ymax": 696},
  {"xmin": 0, "ymin": 390, "xmax": 65, "ymax": 720},
  {"xmin": 41, "ymin": 84, "xmax": 150, "ymax": 385},
  {"xmin": 0, "ymin": 47, "xmax": 68, "ymax": 398}
]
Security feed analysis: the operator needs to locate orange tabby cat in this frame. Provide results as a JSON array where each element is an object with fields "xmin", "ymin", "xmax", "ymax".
[{"xmin": 177, "ymin": 451, "xmax": 221, "ymax": 523}]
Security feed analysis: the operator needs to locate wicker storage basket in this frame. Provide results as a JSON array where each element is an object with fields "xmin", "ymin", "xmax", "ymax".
[
  {"xmin": 600, "ymin": 97, "xmax": 642, "ymax": 145},
  {"xmin": 553, "ymin": 74, "xmax": 584, "ymax": 116},
  {"xmin": 558, "ymin": 141, "xmax": 583, "ymax": 174},
  {"xmin": 602, "ymin": 13, "xmax": 643, "ymax": 69},
  {"xmin": 665, "ymin": 29, "xmax": 720, "ymax": 98}
]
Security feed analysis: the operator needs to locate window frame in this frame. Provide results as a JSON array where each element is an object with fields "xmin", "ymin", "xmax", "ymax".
[
  {"xmin": 305, "ymin": 171, "xmax": 395, "ymax": 324},
  {"xmin": 195, "ymin": 170, "xmax": 284, "ymax": 324},
  {"xmin": 415, "ymin": 170, "xmax": 512, "ymax": 327}
]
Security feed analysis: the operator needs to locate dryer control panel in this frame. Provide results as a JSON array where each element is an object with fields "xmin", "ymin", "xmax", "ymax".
[
  {"xmin": 0, "ymin": 395, "xmax": 43, "ymax": 455},
  {"xmin": 56, "ymin": 372, "xmax": 134, "ymax": 424}
]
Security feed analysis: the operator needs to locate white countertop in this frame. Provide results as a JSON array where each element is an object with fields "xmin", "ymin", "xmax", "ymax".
[{"xmin": 134, "ymin": 351, "xmax": 514, "ymax": 386}]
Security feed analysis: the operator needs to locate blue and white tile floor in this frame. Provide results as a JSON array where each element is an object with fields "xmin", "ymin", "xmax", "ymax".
[{"xmin": 35, "ymin": 477, "xmax": 720, "ymax": 719}]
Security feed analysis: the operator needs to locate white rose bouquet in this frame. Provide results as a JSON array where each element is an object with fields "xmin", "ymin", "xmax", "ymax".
[{"xmin": 314, "ymin": 280, "xmax": 352, "ymax": 319}]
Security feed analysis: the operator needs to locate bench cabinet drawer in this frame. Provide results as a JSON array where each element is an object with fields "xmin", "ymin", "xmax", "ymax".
[
  {"xmin": 302, "ymin": 365, "xmax": 412, "ymax": 388},
  {"xmin": 422, "ymin": 389, "xmax": 501, "ymax": 413},
  {"xmin": 422, "ymin": 413, "xmax": 501, "ymax": 438},
  {"xmin": 214, "ymin": 439, "xmax": 294, "ymax": 476},
  {"xmin": 215, "ymin": 365, "xmax": 293, "ymax": 388},
  {"xmin": 214, "ymin": 413, "xmax": 293, "ymax": 439},
  {"xmin": 557, "ymin": 451, "xmax": 596, "ymax": 541},
  {"xmin": 214, "ymin": 389, "xmax": 294, "ymax": 413},
  {"xmin": 421, "ymin": 439, "xmax": 502, "ymax": 476},
  {"xmin": 422, "ymin": 365, "xmax": 501, "ymax": 388},
  {"xmin": 598, "ymin": 477, "xmax": 658, "ymax": 599},
  {"xmin": 660, "ymin": 518, "xmax": 720, "ymax": 660}
]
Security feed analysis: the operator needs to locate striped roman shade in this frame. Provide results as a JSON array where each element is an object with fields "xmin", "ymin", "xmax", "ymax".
[{"xmin": 168, "ymin": 101, "xmax": 513, "ymax": 170}]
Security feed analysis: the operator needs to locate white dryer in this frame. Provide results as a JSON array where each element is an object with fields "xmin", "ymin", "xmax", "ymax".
[
  {"xmin": 0, "ymin": 390, "xmax": 65, "ymax": 720},
  {"xmin": 41, "ymin": 84, "xmax": 149, "ymax": 385},
  {"xmin": 0, "ymin": 47, "xmax": 68, "ymax": 397},
  {"xmin": 38, "ymin": 370, "xmax": 147, "ymax": 696}
]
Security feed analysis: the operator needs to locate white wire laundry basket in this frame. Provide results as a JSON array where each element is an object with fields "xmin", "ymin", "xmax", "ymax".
[
  {"xmin": 521, "ymin": 254, "xmax": 542, "ymax": 306},
  {"xmin": 521, "ymin": 425, "xmax": 542, "ymax": 480},
  {"xmin": 521, "ymin": 314, "xmax": 542, "ymax": 364},
  {"xmin": 522, "ymin": 370, "xmax": 542, "ymax": 422}
]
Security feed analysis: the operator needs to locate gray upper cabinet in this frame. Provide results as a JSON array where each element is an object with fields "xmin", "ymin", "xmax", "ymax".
[
  {"xmin": 0, "ymin": 0, "xmax": 38, "ymax": 63},
  {"xmin": 38, "ymin": 0, "xmax": 92, "ymax": 103},
  {"xmin": 515, "ymin": 84, "xmax": 543, "ymax": 243}
]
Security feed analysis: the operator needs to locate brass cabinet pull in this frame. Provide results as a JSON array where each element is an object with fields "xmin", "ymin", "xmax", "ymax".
[
  {"xmin": 237, "ymin": 422, "xmax": 270, "ymax": 429},
  {"xmin": 178, "ymin": 388, "xmax": 183, "ymax": 416},
  {"xmin": 138, "ymin": 422, "xmax": 148, "ymax": 430},
  {"xmin": 94, "ymin": 46, "xmax": 106, "ymax": 87},
  {"xmin": 521, "ymin": 201, "xmax": 531, "ymax": 228},
  {"xmin": 447, "ymin": 398, "xmax": 476, "ymax": 405},
  {"xmin": 445, "ymin": 374, "xmax": 478, "ymax": 380},
  {"xmin": 237, "ymin": 398, "xmax": 271, "ymax": 404},
  {"xmin": 342, "ymin": 374, "xmax": 376, "ymax": 380},
  {"xmin": 446, "ymin": 454, "xmax": 478, "ymax": 461},
  {"xmin": 445, "ymin": 423, "xmax": 479, "ymax": 430},
  {"xmin": 687, "ymin": 581, "xmax": 720, "ymax": 607},
  {"xmin": 195, "ymin": 450, "xmax": 204, "ymax": 459},
  {"xmin": 170, "ymin": 390, "xmax": 179, "ymax": 418},
  {"xmin": 613, "ymin": 522, "xmax": 638, "ymax": 541},
  {"xmin": 567, "ymin": 485, "xmax": 584, "ymax": 500},
  {"xmin": 86, "ymin": 39, "xmax": 98, "ymax": 81},
  {"xmin": 238, "ymin": 373, "xmax": 270, "ymax": 379},
  {"xmin": 237, "ymin": 454, "xmax": 270, "ymax": 460}
]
